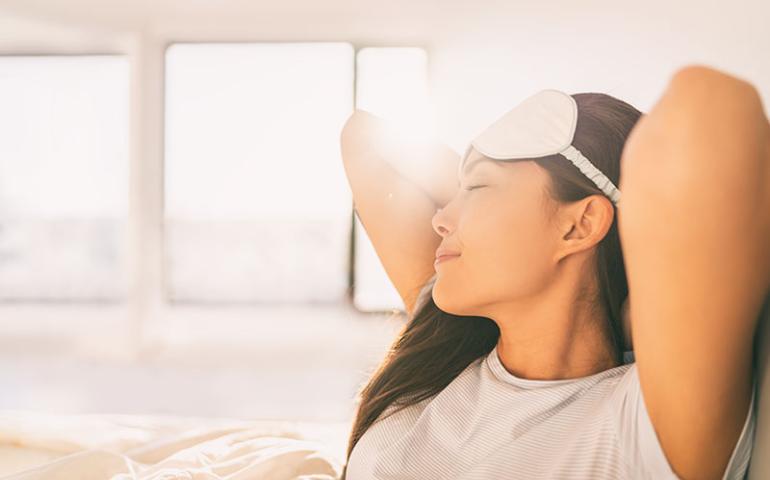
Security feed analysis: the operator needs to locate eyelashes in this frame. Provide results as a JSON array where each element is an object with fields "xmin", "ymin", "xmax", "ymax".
[{"xmin": 464, "ymin": 185, "xmax": 486, "ymax": 191}]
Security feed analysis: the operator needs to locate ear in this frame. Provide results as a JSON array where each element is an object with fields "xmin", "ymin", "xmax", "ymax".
[{"xmin": 553, "ymin": 195, "xmax": 615, "ymax": 262}]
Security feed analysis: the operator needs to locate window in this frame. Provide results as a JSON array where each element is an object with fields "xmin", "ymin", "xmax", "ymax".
[
  {"xmin": 0, "ymin": 45, "xmax": 428, "ymax": 313},
  {"xmin": 0, "ymin": 55, "xmax": 129, "ymax": 301},
  {"xmin": 164, "ymin": 43, "xmax": 355, "ymax": 303}
]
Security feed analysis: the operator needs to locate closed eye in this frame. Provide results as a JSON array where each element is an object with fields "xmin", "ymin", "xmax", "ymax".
[{"xmin": 464, "ymin": 185, "xmax": 486, "ymax": 191}]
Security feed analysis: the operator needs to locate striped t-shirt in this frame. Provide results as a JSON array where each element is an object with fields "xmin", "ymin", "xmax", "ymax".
[{"xmin": 345, "ymin": 345, "xmax": 757, "ymax": 479}]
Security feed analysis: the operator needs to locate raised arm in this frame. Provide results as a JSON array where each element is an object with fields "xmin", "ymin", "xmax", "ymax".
[
  {"xmin": 617, "ymin": 65, "xmax": 770, "ymax": 479},
  {"xmin": 340, "ymin": 109, "xmax": 460, "ymax": 314}
]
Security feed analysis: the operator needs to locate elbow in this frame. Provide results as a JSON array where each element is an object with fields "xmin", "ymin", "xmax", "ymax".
[{"xmin": 340, "ymin": 109, "xmax": 370, "ymax": 141}]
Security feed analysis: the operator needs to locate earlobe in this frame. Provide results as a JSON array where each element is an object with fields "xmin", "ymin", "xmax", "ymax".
[{"xmin": 552, "ymin": 220, "xmax": 586, "ymax": 264}]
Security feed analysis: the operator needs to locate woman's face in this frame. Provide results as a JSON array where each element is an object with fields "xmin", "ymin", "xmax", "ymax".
[{"xmin": 431, "ymin": 148, "xmax": 561, "ymax": 316}]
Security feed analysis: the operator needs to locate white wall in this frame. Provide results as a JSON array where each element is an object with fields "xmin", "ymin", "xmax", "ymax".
[{"xmin": 2, "ymin": 0, "xmax": 767, "ymax": 155}]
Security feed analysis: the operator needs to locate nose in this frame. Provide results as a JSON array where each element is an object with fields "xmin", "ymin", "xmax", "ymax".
[{"xmin": 432, "ymin": 205, "xmax": 452, "ymax": 237}]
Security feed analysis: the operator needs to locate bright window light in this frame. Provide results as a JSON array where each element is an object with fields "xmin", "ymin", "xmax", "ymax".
[
  {"xmin": 164, "ymin": 42, "xmax": 354, "ymax": 303},
  {"xmin": 355, "ymin": 47, "xmax": 434, "ymax": 141},
  {"xmin": 353, "ymin": 47, "xmax": 431, "ymax": 312},
  {"xmin": 0, "ymin": 55, "xmax": 129, "ymax": 301}
]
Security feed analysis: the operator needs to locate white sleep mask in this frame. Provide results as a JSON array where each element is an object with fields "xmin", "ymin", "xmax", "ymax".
[{"xmin": 458, "ymin": 89, "xmax": 621, "ymax": 206}]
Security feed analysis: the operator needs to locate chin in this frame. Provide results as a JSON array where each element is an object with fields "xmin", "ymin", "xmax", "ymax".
[{"xmin": 431, "ymin": 286, "xmax": 467, "ymax": 315}]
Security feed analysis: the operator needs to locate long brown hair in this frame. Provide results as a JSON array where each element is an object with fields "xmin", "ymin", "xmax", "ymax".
[{"xmin": 340, "ymin": 92, "xmax": 643, "ymax": 479}]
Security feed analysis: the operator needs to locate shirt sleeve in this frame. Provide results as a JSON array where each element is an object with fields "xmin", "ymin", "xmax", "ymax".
[{"xmin": 614, "ymin": 363, "xmax": 757, "ymax": 480}]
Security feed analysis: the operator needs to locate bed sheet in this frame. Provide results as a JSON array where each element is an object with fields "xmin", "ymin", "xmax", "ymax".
[{"xmin": 0, "ymin": 410, "xmax": 352, "ymax": 479}]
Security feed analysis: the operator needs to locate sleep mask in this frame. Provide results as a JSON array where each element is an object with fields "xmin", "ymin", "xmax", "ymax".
[{"xmin": 458, "ymin": 89, "xmax": 621, "ymax": 206}]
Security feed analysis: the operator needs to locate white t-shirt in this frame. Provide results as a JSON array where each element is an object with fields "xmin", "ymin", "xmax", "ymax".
[{"xmin": 345, "ymin": 345, "xmax": 757, "ymax": 479}]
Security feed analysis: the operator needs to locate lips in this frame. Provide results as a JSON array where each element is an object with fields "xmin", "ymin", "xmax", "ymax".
[
  {"xmin": 434, "ymin": 248, "xmax": 461, "ymax": 267},
  {"xmin": 435, "ymin": 248, "xmax": 461, "ymax": 260},
  {"xmin": 434, "ymin": 254, "xmax": 460, "ymax": 266}
]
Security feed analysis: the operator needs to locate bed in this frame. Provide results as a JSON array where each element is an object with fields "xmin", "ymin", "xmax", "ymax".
[{"xmin": 0, "ymin": 410, "xmax": 351, "ymax": 479}]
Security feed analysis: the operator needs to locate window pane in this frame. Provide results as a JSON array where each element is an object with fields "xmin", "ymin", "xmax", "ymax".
[
  {"xmin": 0, "ymin": 55, "xmax": 129, "ymax": 301},
  {"xmin": 353, "ymin": 47, "xmax": 430, "ymax": 312},
  {"xmin": 165, "ymin": 43, "xmax": 354, "ymax": 303}
]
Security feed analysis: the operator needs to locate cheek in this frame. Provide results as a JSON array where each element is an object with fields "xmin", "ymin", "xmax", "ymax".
[
  {"xmin": 432, "ymin": 193, "xmax": 557, "ymax": 312},
  {"xmin": 466, "ymin": 201, "xmax": 556, "ymax": 296}
]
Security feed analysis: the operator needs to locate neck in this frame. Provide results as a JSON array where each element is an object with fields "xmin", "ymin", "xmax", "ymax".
[{"xmin": 485, "ymin": 262, "xmax": 619, "ymax": 381}]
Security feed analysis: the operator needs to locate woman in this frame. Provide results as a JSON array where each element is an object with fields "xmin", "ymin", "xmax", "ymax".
[{"xmin": 338, "ymin": 65, "xmax": 768, "ymax": 479}]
